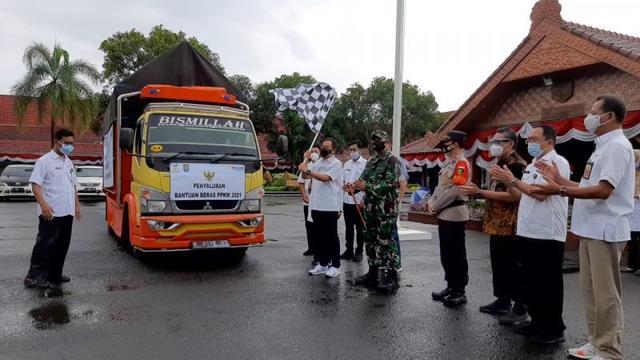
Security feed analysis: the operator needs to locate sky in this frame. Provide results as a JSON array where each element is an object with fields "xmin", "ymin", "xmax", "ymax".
[{"xmin": 1, "ymin": 0, "xmax": 639, "ymax": 112}]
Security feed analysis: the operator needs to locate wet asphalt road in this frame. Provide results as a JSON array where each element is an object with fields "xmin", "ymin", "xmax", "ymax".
[{"xmin": 1, "ymin": 197, "xmax": 639, "ymax": 360}]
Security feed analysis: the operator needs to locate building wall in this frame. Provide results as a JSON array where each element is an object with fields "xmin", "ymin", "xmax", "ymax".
[{"xmin": 482, "ymin": 68, "xmax": 640, "ymax": 129}]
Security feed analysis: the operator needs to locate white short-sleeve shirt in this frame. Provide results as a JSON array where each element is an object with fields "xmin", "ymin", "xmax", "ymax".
[
  {"xmin": 516, "ymin": 150, "xmax": 570, "ymax": 241},
  {"xmin": 343, "ymin": 156, "xmax": 367, "ymax": 204},
  {"xmin": 571, "ymin": 129, "xmax": 635, "ymax": 242},
  {"xmin": 308, "ymin": 156, "xmax": 343, "ymax": 212},
  {"xmin": 29, "ymin": 150, "xmax": 78, "ymax": 217}
]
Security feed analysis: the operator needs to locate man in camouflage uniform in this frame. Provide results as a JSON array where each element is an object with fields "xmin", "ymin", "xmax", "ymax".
[{"xmin": 350, "ymin": 130, "xmax": 401, "ymax": 292}]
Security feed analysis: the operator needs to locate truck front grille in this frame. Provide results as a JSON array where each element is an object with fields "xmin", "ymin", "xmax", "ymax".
[{"xmin": 174, "ymin": 200, "xmax": 239, "ymax": 211}]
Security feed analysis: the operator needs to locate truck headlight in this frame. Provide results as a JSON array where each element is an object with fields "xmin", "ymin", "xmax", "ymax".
[
  {"xmin": 0, "ymin": 182, "xmax": 7, "ymax": 187},
  {"xmin": 140, "ymin": 187, "xmax": 168, "ymax": 214},
  {"xmin": 147, "ymin": 220, "xmax": 180, "ymax": 231},
  {"xmin": 241, "ymin": 199, "xmax": 261, "ymax": 212}
]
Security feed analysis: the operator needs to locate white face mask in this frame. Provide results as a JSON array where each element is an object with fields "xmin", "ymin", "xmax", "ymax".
[
  {"xmin": 350, "ymin": 151, "xmax": 360, "ymax": 161},
  {"xmin": 489, "ymin": 144, "xmax": 504, "ymax": 157},
  {"xmin": 309, "ymin": 152, "xmax": 320, "ymax": 162},
  {"xmin": 584, "ymin": 113, "xmax": 603, "ymax": 134}
]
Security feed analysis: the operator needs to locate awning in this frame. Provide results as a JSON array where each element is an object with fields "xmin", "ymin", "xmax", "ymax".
[
  {"xmin": 403, "ymin": 111, "xmax": 640, "ymax": 170},
  {"xmin": 0, "ymin": 153, "xmax": 102, "ymax": 165}
]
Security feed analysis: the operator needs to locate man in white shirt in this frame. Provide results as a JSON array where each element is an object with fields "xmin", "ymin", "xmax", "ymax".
[
  {"xmin": 24, "ymin": 129, "xmax": 81, "ymax": 292},
  {"xmin": 533, "ymin": 95, "xmax": 634, "ymax": 360},
  {"xmin": 491, "ymin": 125, "xmax": 570, "ymax": 344},
  {"xmin": 298, "ymin": 145, "xmax": 321, "ymax": 259},
  {"xmin": 340, "ymin": 140, "xmax": 367, "ymax": 262},
  {"xmin": 299, "ymin": 139, "xmax": 344, "ymax": 278}
]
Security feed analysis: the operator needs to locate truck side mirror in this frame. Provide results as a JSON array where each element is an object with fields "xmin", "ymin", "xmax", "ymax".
[
  {"xmin": 119, "ymin": 128, "xmax": 134, "ymax": 151},
  {"xmin": 275, "ymin": 135, "xmax": 288, "ymax": 157}
]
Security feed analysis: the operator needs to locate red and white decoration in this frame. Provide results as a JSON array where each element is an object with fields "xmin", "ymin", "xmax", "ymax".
[
  {"xmin": 403, "ymin": 111, "xmax": 640, "ymax": 171},
  {"xmin": 0, "ymin": 153, "xmax": 102, "ymax": 165}
]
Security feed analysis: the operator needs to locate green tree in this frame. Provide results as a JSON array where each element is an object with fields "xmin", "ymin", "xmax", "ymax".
[
  {"xmin": 11, "ymin": 42, "xmax": 101, "ymax": 146},
  {"xmin": 229, "ymin": 74, "xmax": 255, "ymax": 101},
  {"xmin": 329, "ymin": 77, "xmax": 442, "ymax": 148},
  {"xmin": 99, "ymin": 25, "xmax": 225, "ymax": 85}
]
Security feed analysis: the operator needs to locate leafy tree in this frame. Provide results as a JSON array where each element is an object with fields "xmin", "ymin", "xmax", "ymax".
[
  {"xmin": 11, "ymin": 42, "xmax": 101, "ymax": 146},
  {"xmin": 229, "ymin": 74, "xmax": 255, "ymax": 101},
  {"xmin": 329, "ymin": 77, "xmax": 442, "ymax": 148},
  {"xmin": 99, "ymin": 25, "xmax": 225, "ymax": 85}
]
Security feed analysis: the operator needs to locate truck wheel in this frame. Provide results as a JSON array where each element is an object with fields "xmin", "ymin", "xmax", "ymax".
[{"xmin": 107, "ymin": 225, "xmax": 116, "ymax": 238}]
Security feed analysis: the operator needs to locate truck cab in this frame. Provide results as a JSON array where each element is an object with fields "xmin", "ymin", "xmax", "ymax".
[{"xmin": 105, "ymin": 85, "xmax": 265, "ymax": 254}]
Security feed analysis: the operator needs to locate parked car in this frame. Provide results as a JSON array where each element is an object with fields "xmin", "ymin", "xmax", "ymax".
[
  {"xmin": 0, "ymin": 164, "xmax": 35, "ymax": 200},
  {"xmin": 76, "ymin": 165, "xmax": 105, "ymax": 199}
]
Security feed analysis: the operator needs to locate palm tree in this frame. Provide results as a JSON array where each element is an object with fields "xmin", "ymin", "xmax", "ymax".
[{"xmin": 11, "ymin": 42, "xmax": 101, "ymax": 147}]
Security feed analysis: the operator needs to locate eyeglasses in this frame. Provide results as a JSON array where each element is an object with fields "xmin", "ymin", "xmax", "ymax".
[{"xmin": 525, "ymin": 138, "xmax": 549, "ymax": 144}]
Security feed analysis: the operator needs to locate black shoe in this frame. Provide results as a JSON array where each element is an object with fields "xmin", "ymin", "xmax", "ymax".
[
  {"xmin": 44, "ymin": 284, "xmax": 63, "ymax": 298},
  {"xmin": 339, "ymin": 250, "xmax": 354, "ymax": 260},
  {"xmin": 479, "ymin": 298, "xmax": 511, "ymax": 315},
  {"xmin": 498, "ymin": 310, "xmax": 531, "ymax": 325},
  {"xmin": 23, "ymin": 277, "xmax": 37, "ymax": 289},
  {"xmin": 353, "ymin": 266, "xmax": 379, "ymax": 288},
  {"xmin": 352, "ymin": 251, "xmax": 364, "ymax": 263},
  {"xmin": 311, "ymin": 259, "xmax": 319, "ymax": 266},
  {"xmin": 513, "ymin": 322, "xmax": 535, "ymax": 337},
  {"xmin": 529, "ymin": 331, "xmax": 565, "ymax": 344},
  {"xmin": 376, "ymin": 268, "xmax": 399, "ymax": 293},
  {"xmin": 431, "ymin": 287, "xmax": 452, "ymax": 301},
  {"xmin": 443, "ymin": 291, "xmax": 467, "ymax": 307},
  {"xmin": 302, "ymin": 249, "xmax": 313, "ymax": 256},
  {"xmin": 60, "ymin": 275, "xmax": 70, "ymax": 283}
]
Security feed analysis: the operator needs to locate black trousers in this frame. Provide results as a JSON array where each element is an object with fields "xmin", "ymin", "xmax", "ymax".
[
  {"xmin": 519, "ymin": 236, "xmax": 566, "ymax": 334},
  {"xmin": 311, "ymin": 210, "xmax": 340, "ymax": 268},
  {"xmin": 490, "ymin": 234, "xmax": 524, "ymax": 303},
  {"xmin": 629, "ymin": 231, "xmax": 640, "ymax": 270},
  {"xmin": 303, "ymin": 205, "xmax": 316, "ymax": 254},
  {"xmin": 27, "ymin": 215, "xmax": 74, "ymax": 282},
  {"xmin": 343, "ymin": 203, "xmax": 364, "ymax": 253},
  {"xmin": 438, "ymin": 220, "xmax": 468, "ymax": 291}
]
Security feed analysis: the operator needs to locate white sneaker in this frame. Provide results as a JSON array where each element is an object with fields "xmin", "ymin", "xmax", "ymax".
[
  {"xmin": 308, "ymin": 264, "xmax": 329, "ymax": 275},
  {"xmin": 568, "ymin": 342, "xmax": 596, "ymax": 359},
  {"xmin": 325, "ymin": 267, "xmax": 341, "ymax": 278}
]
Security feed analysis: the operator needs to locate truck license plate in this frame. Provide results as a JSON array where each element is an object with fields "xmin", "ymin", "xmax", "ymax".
[{"xmin": 192, "ymin": 240, "xmax": 230, "ymax": 249}]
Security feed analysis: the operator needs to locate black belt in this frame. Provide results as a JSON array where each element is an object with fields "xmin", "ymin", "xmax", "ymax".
[{"xmin": 441, "ymin": 199, "xmax": 466, "ymax": 211}]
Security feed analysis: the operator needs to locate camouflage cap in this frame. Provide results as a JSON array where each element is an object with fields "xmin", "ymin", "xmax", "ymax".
[{"xmin": 370, "ymin": 130, "xmax": 389, "ymax": 141}]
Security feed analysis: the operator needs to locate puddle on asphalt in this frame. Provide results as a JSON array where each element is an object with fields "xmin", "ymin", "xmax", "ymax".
[{"xmin": 28, "ymin": 302, "xmax": 70, "ymax": 330}]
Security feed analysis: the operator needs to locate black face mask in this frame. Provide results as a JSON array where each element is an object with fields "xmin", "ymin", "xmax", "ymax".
[
  {"xmin": 438, "ymin": 141, "xmax": 456, "ymax": 153},
  {"xmin": 320, "ymin": 148, "xmax": 332, "ymax": 158},
  {"xmin": 371, "ymin": 140, "xmax": 385, "ymax": 152}
]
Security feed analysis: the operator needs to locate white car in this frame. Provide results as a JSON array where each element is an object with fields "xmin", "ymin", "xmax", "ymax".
[
  {"xmin": 76, "ymin": 165, "xmax": 105, "ymax": 198},
  {"xmin": 0, "ymin": 164, "xmax": 34, "ymax": 200}
]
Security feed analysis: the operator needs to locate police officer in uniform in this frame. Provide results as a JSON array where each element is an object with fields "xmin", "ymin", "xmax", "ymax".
[{"xmin": 428, "ymin": 130, "xmax": 471, "ymax": 306}]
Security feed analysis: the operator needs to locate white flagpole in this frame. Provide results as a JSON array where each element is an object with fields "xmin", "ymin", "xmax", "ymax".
[{"xmin": 391, "ymin": 0, "xmax": 405, "ymax": 157}]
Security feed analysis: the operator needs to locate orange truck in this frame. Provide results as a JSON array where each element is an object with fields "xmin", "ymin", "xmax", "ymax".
[{"xmin": 103, "ymin": 84, "xmax": 271, "ymax": 257}]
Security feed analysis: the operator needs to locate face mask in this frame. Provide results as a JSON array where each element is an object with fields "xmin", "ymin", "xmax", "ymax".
[
  {"xmin": 527, "ymin": 143, "xmax": 542, "ymax": 158},
  {"xmin": 320, "ymin": 148, "xmax": 331, "ymax": 158},
  {"xmin": 439, "ymin": 142, "xmax": 455, "ymax": 153},
  {"xmin": 489, "ymin": 144, "xmax": 504, "ymax": 157},
  {"xmin": 372, "ymin": 141, "xmax": 385, "ymax": 152},
  {"xmin": 58, "ymin": 142, "xmax": 74, "ymax": 155},
  {"xmin": 309, "ymin": 152, "xmax": 320, "ymax": 162},
  {"xmin": 350, "ymin": 151, "xmax": 360, "ymax": 161},
  {"xmin": 584, "ymin": 113, "xmax": 604, "ymax": 134}
]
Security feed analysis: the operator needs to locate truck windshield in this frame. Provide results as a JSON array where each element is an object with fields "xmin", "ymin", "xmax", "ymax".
[
  {"xmin": 77, "ymin": 167, "xmax": 103, "ymax": 177},
  {"xmin": 147, "ymin": 114, "xmax": 258, "ymax": 157},
  {"xmin": 1, "ymin": 166, "xmax": 34, "ymax": 177}
]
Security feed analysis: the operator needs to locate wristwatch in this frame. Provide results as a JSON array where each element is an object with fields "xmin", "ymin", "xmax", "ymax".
[
  {"xmin": 559, "ymin": 186, "xmax": 567, "ymax": 197},
  {"xmin": 305, "ymin": 169, "xmax": 311, "ymax": 176},
  {"xmin": 509, "ymin": 178, "xmax": 518, "ymax": 187}
]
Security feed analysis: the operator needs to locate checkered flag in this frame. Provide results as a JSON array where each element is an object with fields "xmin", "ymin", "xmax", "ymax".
[{"xmin": 270, "ymin": 83, "xmax": 337, "ymax": 134}]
